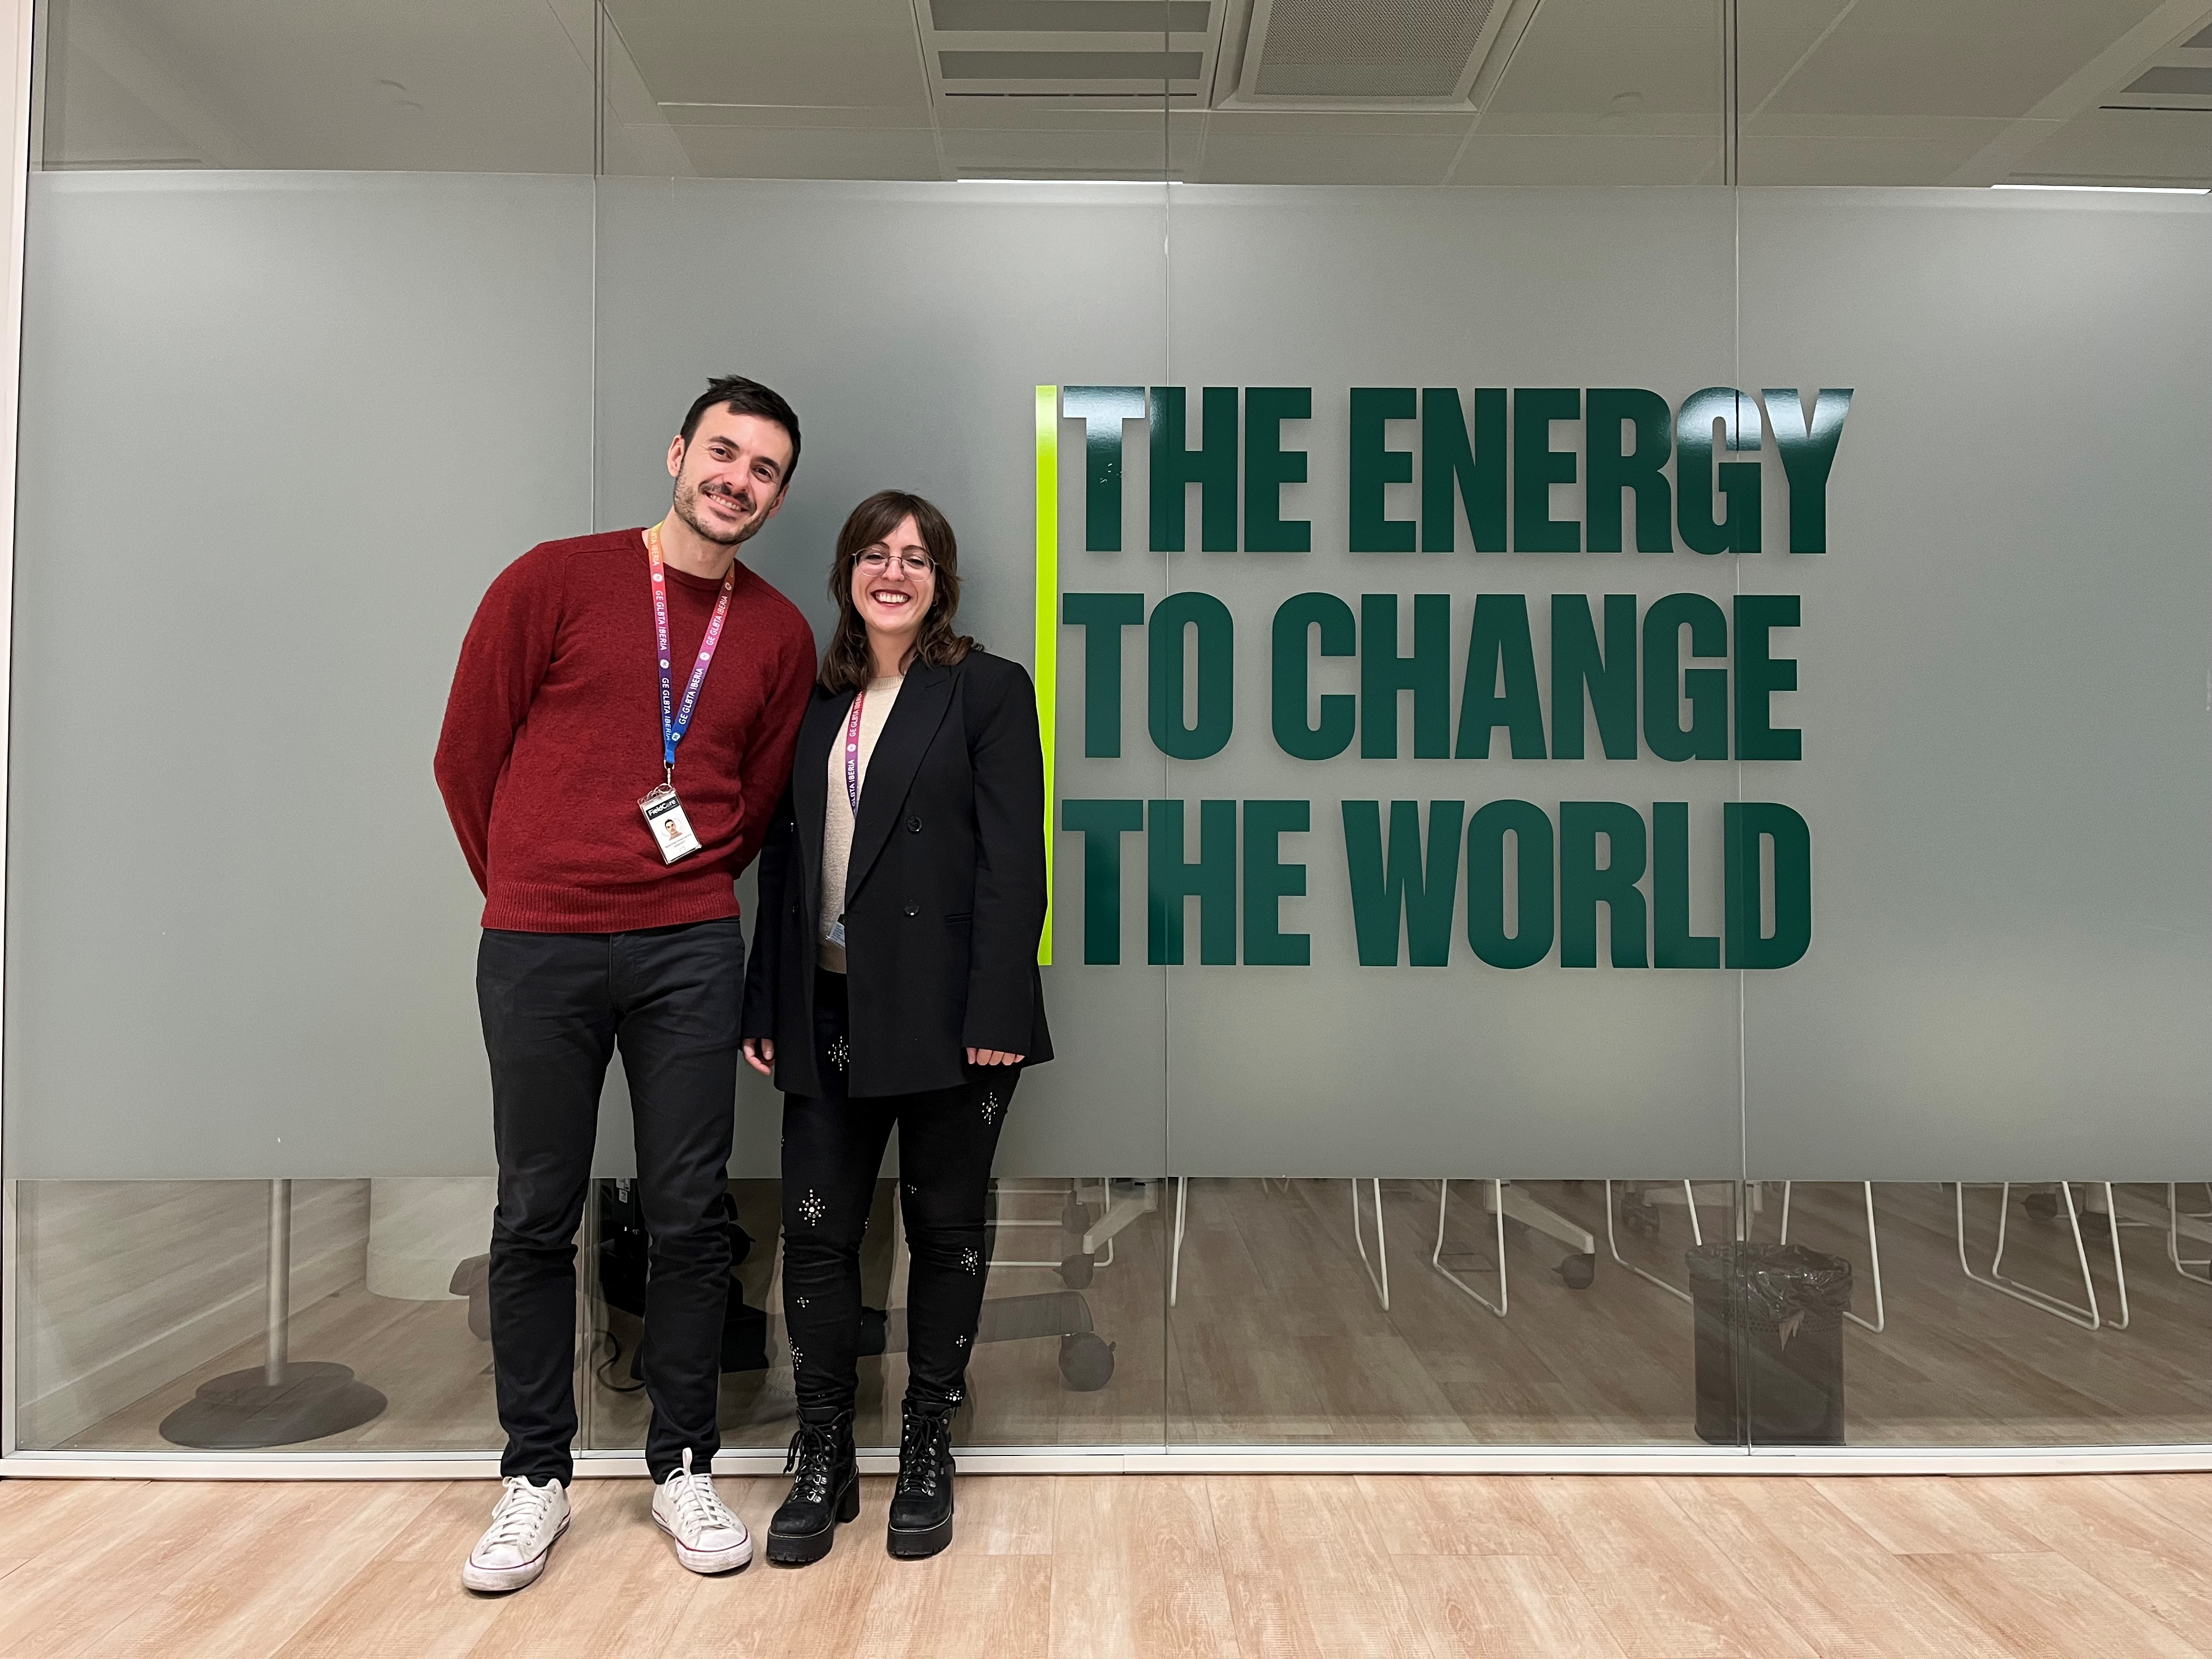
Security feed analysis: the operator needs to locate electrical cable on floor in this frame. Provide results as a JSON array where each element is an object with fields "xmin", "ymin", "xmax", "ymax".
[{"xmin": 592, "ymin": 1328, "xmax": 644, "ymax": 1394}]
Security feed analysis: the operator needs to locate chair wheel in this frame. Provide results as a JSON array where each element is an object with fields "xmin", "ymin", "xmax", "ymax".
[
  {"xmin": 1058, "ymin": 1252, "xmax": 1095, "ymax": 1289},
  {"xmin": 1559, "ymin": 1252, "xmax": 1596, "ymax": 1290},
  {"xmin": 1059, "ymin": 1331, "xmax": 1115, "ymax": 1390},
  {"xmin": 1623, "ymin": 1204, "xmax": 1660, "ymax": 1237},
  {"xmin": 2023, "ymin": 1191, "xmax": 2059, "ymax": 1222}
]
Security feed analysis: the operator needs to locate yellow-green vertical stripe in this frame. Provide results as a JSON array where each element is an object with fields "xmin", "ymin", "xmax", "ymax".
[{"xmin": 1034, "ymin": 384, "xmax": 1058, "ymax": 967}]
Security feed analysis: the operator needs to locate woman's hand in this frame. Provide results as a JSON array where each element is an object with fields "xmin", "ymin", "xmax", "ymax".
[
  {"xmin": 742, "ymin": 1037, "xmax": 775, "ymax": 1077},
  {"xmin": 967, "ymin": 1047, "xmax": 1023, "ymax": 1067}
]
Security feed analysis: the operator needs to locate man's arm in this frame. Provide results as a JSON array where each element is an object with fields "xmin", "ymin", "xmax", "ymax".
[
  {"xmin": 433, "ymin": 551, "xmax": 561, "ymax": 892},
  {"xmin": 728, "ymin": 612, "xmax": 817, "ymax": 879},
  {"xmin": 741, "ymin": 780, "xmax": 798, "ymax": 1044}
]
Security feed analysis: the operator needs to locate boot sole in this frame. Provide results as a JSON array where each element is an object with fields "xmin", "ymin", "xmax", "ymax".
[
  {"xmin": 887, "ymin": 1513, "xmax": 953, "ymax": 1559},
  {"xmin": 766, "ymin": 1476, "xmax": 861, "ymax": 1567}
]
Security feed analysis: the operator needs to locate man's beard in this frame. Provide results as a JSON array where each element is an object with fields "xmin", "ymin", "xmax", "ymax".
[{"xmin": 673, "ymin": 476, "xmax": 762, "ymax": 546}]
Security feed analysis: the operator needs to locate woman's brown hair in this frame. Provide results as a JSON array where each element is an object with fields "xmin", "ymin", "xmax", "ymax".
[{"xmin": 820, "ymin": 490, "xmax": 976, "ymax": 692}]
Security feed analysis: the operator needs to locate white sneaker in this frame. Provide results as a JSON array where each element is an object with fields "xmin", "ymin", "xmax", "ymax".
[
  {"xmin": 652, "ymin": 1448, "xmax": 753, "ymax": 1575},
  {"xmin": 462, "ymin": 1476, "xmax": 571, "ymax": 1593}
]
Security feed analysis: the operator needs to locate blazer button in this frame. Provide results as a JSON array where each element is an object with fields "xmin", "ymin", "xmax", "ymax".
[
  {"xmin": 907, "ymin": 815, "xmax": 922, "ymax": 832},
  {"xmin": 905, "ymin": 905, "xmax": 918, "ymax": 917}
]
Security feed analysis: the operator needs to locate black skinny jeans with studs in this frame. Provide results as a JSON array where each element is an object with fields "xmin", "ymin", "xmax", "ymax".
[{"xmin": 782, "ymin": 969, "xmax": 1015, "ymax": 1421}]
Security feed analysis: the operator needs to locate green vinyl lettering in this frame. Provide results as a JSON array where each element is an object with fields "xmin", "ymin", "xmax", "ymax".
[
  {"xmin": 1149, "ymin": 386, "xmax": 1238, "ymax": 552},
  {"xmin": 1360, "ymin": 592, "xmax": 1452, "ymax": 759},
  {"xmin": 1559, "ymin": 800, "xmax": 1648, "ymax": 968},
  {"xmin": 1454, "ymin": 593, "xmax": 1548, "ymax": 759},
  {"xmin": 1148, "ymin": 798, "xmax": 1238, "ymax": 964},
  {"xmin": 1465, "ymin": 798, "xmax": 1554, "ymax": 969},
  {"xmin": 1062, "ymin": 798, "xmax": 1143, "ymax": 964},
  {"xmin": 1342, "ymin": 799, "xmax": 1465, "ymax": 967},
  {"xmin": 1550, "ymin": 593, "xmax": 1638, "ymax": 760},
  {"xmin": 1349, "ymin": 387, "xmax": 1417, "ymax": 552},
  {"xmin": 1272, "ymin": 592, "xmax": 1357, "ymax": 760},
  {"xmin": 1062, "ymin": 591, "xmax": 1144, "ymax": 758},
  {"xmin": 1420, "ymin": 388, "xmax": 1506, "ymax": 552},
  {"xmin": 1243, "ymin": 799, "xmax": 1312, "ymax": 966}
]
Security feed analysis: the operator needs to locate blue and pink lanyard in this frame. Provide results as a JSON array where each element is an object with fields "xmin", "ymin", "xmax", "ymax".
[
  {"xmin": 645, "ymin": 523, "xmax": 736, "ymax": 783},
  {"xmin": 843, "ymin": 689, "xmax": 868, "ymax": 813}
]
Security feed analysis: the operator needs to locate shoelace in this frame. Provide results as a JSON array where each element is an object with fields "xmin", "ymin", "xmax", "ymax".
[
  {"xmin": 481, "ymin": 1477, "xmax": 555, "ymax": 1550},
  {"xmin": 894, "ymin": 1412, "xmax": 952, "ymax": 1499},
  {"xmin": 782, "ymin": 1420, "xmax": 841, "ymax": 1493},
  {"xmin": 667, "ymin": 1449, "xmax": 738, "ymax": 1536}
]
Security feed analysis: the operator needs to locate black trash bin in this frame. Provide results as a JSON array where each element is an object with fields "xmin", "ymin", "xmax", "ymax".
[{"xmin": 1686, "ymin": 1242, "xmax": 1852, "ymax": 1445}]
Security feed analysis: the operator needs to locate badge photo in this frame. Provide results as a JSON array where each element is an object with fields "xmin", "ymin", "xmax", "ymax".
[{"xmin": 639, "ymin": 783, "xmax": 702, "ymax": 864}]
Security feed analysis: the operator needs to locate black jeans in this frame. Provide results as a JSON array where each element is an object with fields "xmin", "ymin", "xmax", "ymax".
[
  {"xmin": 782, "ymin": 970, "xmax": 1015, "ymax": 1420},
  {"xmin": 478, "ymin": 918, "xmax": 743, "ymax": 1484}
]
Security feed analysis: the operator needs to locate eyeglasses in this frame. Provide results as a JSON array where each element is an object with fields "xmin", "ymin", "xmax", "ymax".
[{"xmin": 856, "ymin": 550, "xmax": 934, "ymax": 577}]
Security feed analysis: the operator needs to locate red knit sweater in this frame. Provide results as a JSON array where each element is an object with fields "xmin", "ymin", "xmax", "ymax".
[{"xmin": 435, "ymin": 528, "xmax": 816, "ymax": 933}]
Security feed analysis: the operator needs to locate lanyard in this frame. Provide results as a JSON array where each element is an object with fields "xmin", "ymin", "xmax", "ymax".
[
  {"xmin": 645, "ymin": 522, "xmax": 736, "ymax": 784},
  {"xmin": 843, "ymin": 688, "xmax": 866, "ymax": 814}
]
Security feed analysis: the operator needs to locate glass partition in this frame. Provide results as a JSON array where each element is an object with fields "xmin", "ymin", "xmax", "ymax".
[
  {"xmin": 1730, "ymin": 162, "xmax": 2212, "ymax": 1444},
  {"xmin": 10, "ymin": 0, "xmax": 596, "ymax": 1455},
  {"xmin": 9, "ymin": 0, "xmax": 2211, "ymax": 1465}
]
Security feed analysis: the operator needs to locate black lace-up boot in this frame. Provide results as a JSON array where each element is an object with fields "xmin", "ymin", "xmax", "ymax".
[
  {"xmin": 766, "ymin": 1412, "xmax": 858, "ymax": 1566},
  {"xmin": 886, "ymin": 1400, "xmax": 957, "ymax": 1558}
]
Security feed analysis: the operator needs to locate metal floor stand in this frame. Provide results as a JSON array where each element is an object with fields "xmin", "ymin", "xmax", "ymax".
[
  {"xmin": 1778, "ymin": 1181, "xmax": 1887, "ymax": 1333},
  {"xmin": 1954, "ymin": 1181, "xmax": 2130, "ymax": 1331},
  {"xmin": 1430, "ymin": 1181, "xmax": 1600, "ymax": 1316},
  {"xmin": 159, "ymin": 1179, "xmax": 388, "ymax": 1448}
]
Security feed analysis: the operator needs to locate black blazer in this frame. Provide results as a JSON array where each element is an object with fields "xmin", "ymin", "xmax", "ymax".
[{"xmin": 740, "ymin": 650, "xmax": 1053, "ymax": 1098}]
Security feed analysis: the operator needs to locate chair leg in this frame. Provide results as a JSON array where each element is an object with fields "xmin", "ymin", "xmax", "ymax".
[
  {"xmin": 2096, "ymin": 1180, "xmax": 2130, "ymax": 1331},
  {"xmin": 1603, "ymin": 1179, "xmax": 1693, "ymax": 1304},
  {"xmin": 1350, "ymin": 1179, "xmax": 1391, "ymax": 1310},
  {"xmin": 2170, "ymin": 1182, "xmax": 2212, "ymax": 1286},
  {"xmin": 1430, "ymin": 1179, "xmax": 1508, "ymax": 1316},
  {"xmin": 1853, "ymin": 1182, "xmax": 1887, "ymax": 1333},
  {"xmin": 1956, "ymin": 1182, "xmax": 2102, "ymax": 1329},
  {"xmin": 1779, "ymin": 1181, "xmax": 1886, "ymax": 1334},
  {"xmin": 1169, "ymin": 1176, "xmax": 1187, "ymax": 1307}
]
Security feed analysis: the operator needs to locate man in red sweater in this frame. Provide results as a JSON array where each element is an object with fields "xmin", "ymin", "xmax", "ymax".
[{"xmin": 435, "ymin": 376, "xmax": 816, "ymax": 1592}]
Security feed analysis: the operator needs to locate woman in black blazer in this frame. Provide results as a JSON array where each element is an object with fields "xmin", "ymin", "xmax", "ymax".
[{"xmin": 741, "ymin": 489, "xmax": 1050, "ymax": 1565}]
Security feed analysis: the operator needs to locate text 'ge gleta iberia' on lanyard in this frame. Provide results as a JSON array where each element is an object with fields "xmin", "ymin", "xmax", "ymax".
[{"xmin": 637, "ymin": 522, "xmax": 736, "ymax": 864}]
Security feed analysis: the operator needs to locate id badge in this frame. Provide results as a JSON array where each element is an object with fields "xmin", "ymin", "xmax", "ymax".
[{"xmin": 639, "ymin": 783, "xmax": 701, "ymax": 864}]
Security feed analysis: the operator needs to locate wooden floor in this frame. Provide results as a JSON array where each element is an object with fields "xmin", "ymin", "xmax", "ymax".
[
  {"xmin": 50, "ymin": 1178, "xmax": 2212, "ymax": 1454},
  {"xmin": 5, "ymin": 1470, "xmax": 2212, "ymax": 1656}
]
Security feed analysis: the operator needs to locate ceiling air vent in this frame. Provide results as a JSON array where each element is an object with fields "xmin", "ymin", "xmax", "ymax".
[
  {"xmin": 919, "ymin": 0, "xmax": 1224, "ymax": 103},
  {"xmin": 2121, "ymin": 66, "xmax": 2212, "ymax": 98},
  {"xmin": 1230, "ymin": 0, "xmax": 1511, "ymax": 106}
]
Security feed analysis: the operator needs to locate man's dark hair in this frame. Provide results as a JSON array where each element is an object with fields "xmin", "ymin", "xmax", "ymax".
[{"xmin": 678, "ymin": 375, "xmax": 802, "ymax": 490}]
